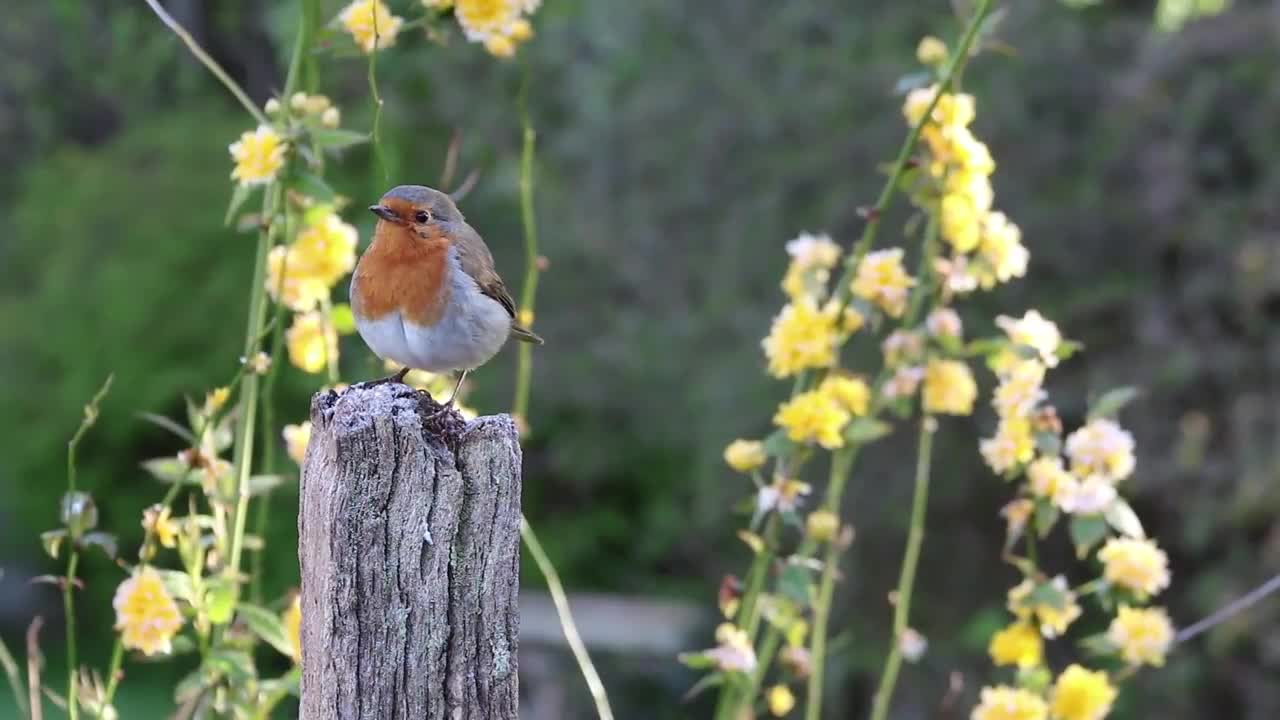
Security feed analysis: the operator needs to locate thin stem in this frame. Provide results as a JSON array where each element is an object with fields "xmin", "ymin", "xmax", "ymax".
[
  {"xmin": 251, "ymin": 208, "xmax": 292, "ymax": 604},
  {"xmin": 0, "ymin": 633, "xmax": 25, "ymax": 718},
  {"xmin": 868, "ymin": 418, "xmax": 936, "ymax": 720},
  {"xmin": 101, "ymin": 639, "xmax": 125, "ymax": 707},
  {"xmin": 804, "ymin": 448, "xmax": 856, "ymax": 720},
  {"xmin": 830, "ymin": 0, "xmax": 993, "ymax": 308},
  {"xmin": 714, "ymin": 515, "xmax": 780, "ymax": 720},
  {"xmin": 141, "ymin": 0, "xmax": 269, "ymax": 126},
  {"xmin": 742, "ymin": 627, "xmax": 783, "ymax": 714},
  {"xmin": 521, "ymin": 518, "xmax": 614, "ymax": 720},
  {"xmin": 512, "ymin": 74, "xmax": 541, "ymax": 423},
  {"xmin": 63, "ymin": 551, "xmax": 80, "ymax": 720},
  {"xmin": 65, "ymin": 376, "xmax": 114, "ymax": 493},
  {"xmin": 1176, "ymin": 572, "xmax": 1280, "ymax": 645},
  {"xmin": 368, "ymin": 9, "xmax": 389, "ymax": 182},
  {"xmin": 228, "ymin": 182, "xmax": 282, "ymax": 593}
]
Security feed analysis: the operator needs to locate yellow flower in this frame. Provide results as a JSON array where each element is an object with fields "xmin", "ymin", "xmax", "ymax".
[
  {"xmin": 971, "ymin": 685, "xmax": 1049, "ymax": 720},
  {"xmin": 1052, "ymin": 474, "xmax": 1117, "ymax": 515},
  {"xmin": 786, "ymin": 232, "xmax": 842, "ymax": 269},
  {"xmin": 283, "ymin": 422, "xmax": 312, "ymax": 466},
  {"xmin": 113, "ymin": 567, "xmax": 184, "ymax": 656},
  {"xmin": 321, "ymin": 106, "xmax": 341, "ymax": 128},
  {"xmin": 941, "ymin": 192, "xmax": 984, "ymax": 253},
  {"xmin": 923, "ymin": 359, "xmax": 978, "ymax": 416},
  {"xmin": 762, "ymin": 300, "xmax": 839, "ymax": 378},
  {"xmin": 203, "ymin": 386, "xmax": 231, "ymax": 415},
  {"xmin": 1108, "ymin": 605, "xmax": 1172, "ymax": 667},
  {"xmin": 996, "ymin": 310, "xmax": 1062, "ymax": 368},
  {"xmin": 902, "ymin": 86, "xmax": 975, "ymax": 129},
  {"xmin": 1049, "ymin": 665, "xmax": 1116, "ymax": 720},
  {"xmin": 1097, "ymin": 538, "xmax": 1170, "ymax": 597},
  {"xmin": 707, "ymin": 623, "xmax": 756, "ymax": 672},
  {"xmin": 926, "ymin": 308, "xmax": 963, "ymax": 339},
  {"xmin": 987, "ymin": 621, "xmax": 1043, "ymax": 668},
  {"xmin": 455, "ymin": 0, "xmax": 521, "ymax": 41},
  {"xmin": 723, "ymin": 439, "xmax": 767, "ymax": 472},
  {"xmin": 266, "ymin": 211, "xmax": 359, "ymax": 311},
  {"xmin": 283, "ymin": 594, "xmax": 303, "ymax": 663},
  {"xmin": 806, "ymin": 510, "xmax": 839, "ymax": 542},
  {"xmin": 287, "ymin": 312, "xmax": 338, "ymax": 374},
  {"xmin": 767, "ymin": 684, "xmax": 796, "ymax": 716},
  {"xmin": 773, "ymin": 391, "xmax": 850, "ymax": 449},
  {"xmin": 818, "ymin": 375, "xmax": 871, "ymax": 416},
  {"xmin": 141, "ymin": 505, "xmax": 180, "ymax": 549},
  {"xmin": 852, "ymin": 248, "xmax": 915, "ymax": 317},
  {"xmin": 977, "ymin": 212, "xmax": 1029, "ymax": 288},
  {"xmin": 338, "ymin": 0, "xmax": 404, "ymax": 52},
  {"xmin": 1065, "ymin": 419, "xmax": 1136, "ymax": 483},
  {"xmin": 916, "ymin": 36, "xmax": 948, "ymax": 65},
  {"xmin": 992, "ymin": 360, "xmax": 1047, "ymax": 419},
  {"xmin": 485, "ymin": 34, "xmax": 516, "ymax": 58},
  {"xmin": 228, "ymin": 126, "xmax": 287, "ymax": 187},
  {"xmin": 1026, "ymin": 456, "xmax": 1071, "ymax": 499},
  {"xmin": 508, "ymin": 18, "xmax": 534, "ymax": 42},
  {"xmin": 981, "ymin": 417, "xmax": 1035, "ymax": 474},
  {"xmin": 1008, "ymin": 577, "xmax": 1081, "ymax": 638}
]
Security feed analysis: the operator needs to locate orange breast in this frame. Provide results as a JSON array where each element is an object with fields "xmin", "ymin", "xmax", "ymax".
[{"xmin": 353, "ymin": 224, "xmax": 452, "ymax": 326}]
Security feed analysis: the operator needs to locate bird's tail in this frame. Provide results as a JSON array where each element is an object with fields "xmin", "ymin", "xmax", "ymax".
[{"xmin": 511, "ymin": 324, "xmax": 544, "ymax": 345}]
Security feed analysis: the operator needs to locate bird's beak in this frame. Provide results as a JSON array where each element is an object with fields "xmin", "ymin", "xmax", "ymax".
[{"xmin": 369, "ymin": 205, "xmax": 400, "ymax": 223}]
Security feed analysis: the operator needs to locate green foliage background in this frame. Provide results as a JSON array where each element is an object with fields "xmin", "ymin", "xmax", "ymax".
[{"xmin": 1, "ymin": 0, "xmax": 1277, "ymax": 717}]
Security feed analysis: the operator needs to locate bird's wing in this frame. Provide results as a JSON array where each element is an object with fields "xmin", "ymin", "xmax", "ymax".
[{"xmin": 453, "ymin": 222, "xmax": 517, "ymax": 319}]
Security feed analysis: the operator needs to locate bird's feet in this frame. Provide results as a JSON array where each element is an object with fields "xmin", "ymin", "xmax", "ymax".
[{"xmin": 361, "ymin": 366, "xmax": 411, "ymax": 388}]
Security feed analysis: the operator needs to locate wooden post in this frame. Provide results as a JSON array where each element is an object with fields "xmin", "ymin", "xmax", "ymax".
[{"xmin": 298, "ymin": 383, "xmax": 521, "ymax": 720}]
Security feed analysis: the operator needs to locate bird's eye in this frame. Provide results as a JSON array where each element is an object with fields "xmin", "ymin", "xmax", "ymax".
[{"xmin": 414, "ymin": 210, "xmax": 432, "ymax": 223}]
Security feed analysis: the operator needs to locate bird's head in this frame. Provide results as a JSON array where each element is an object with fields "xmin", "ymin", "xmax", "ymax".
[{"xmin": 368, "ymin": 185, "xmax": 463, "ymax": 241}]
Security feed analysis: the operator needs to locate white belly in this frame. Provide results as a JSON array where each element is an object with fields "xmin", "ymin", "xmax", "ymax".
[{"xmin": 352, "ymin": 259, "xmax": 512, "ymax": 373}]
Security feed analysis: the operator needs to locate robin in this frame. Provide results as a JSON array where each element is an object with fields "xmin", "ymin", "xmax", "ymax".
[{"xmin": 351, "ymin": 185, "xmax": 542, "ymax": 403}]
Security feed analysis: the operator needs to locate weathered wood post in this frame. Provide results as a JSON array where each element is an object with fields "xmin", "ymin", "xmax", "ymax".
[{"xmin": 298, "ymin": 382, "xmax": 521, "ymax": 720}]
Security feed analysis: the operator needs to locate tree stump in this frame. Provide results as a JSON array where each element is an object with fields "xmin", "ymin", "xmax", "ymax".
[{"xmin": 298, "ymin": 383, "xmax": 521, "ymax": 720}]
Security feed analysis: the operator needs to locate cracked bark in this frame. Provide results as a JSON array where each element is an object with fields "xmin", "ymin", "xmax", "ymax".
[{"xmin": 299, "ymin": 383, "xmax": 520, "ymax": 720}]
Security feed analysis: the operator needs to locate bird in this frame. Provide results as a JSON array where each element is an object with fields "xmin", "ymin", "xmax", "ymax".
[{"xmin": 350, "ymin": 184, "xmax": 542, "ymax": 404}]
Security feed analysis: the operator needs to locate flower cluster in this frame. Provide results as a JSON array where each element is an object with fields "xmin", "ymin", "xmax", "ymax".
[
  {"xmin": 339, "ymin": 0, "xmax": 405, "ymax": 53},
  {"xmin": 423, "ymin": 0, "xmax": 541, "ymax": 57},
  {"xmin": 113, "ymin": 567, "xmax": 185, "ymax": 656}
]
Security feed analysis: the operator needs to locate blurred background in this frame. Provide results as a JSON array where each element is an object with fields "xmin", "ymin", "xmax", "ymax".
[{"xmin": 2, "ymin": 0, "xmax": 1278, "ymax": 718}]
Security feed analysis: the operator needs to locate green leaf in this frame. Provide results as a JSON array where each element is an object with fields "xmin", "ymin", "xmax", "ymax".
[
  {"xmin": 680, "ymin": 671, "xmax": 725, "ymax": 702},
  {"xmin": 844, "ymin": 417, "xmax": 893, "ymax": 445},
  {"xmin": 1078, "ymin": 632, "xmax": 1116, "ymax": 656},
  {"xmin": 1069, "ymin": 514, "xmax": 1110, "ymax": 559},
  {"xmin": 1055, "ymin": 339, "xmax": 1084, "ymax": 361},
  {"xmin": 237, "ymin": 603, "xmax": 296, "ymax": 659},
  {"xmin": 1104, "ymin": 499, "xmax": 1145, "ymax": 538},
  {"xmin": 1088, "ymin": 386, "xmax": 1140, "ymax": 421},
  {"xmin": 248, "ymin": 474, "xmax": 288, "ymax": 496},
  {"xmin": 142, "ymin": 457, "xmax": 197, "ymax": 485},
  {"xmin": 330, "ymin": 303, "xmax": 357, "ymax": 335},
  {"xmin": 137, "ymin": 412, "xmax": 197, "ymax": 444},
  {"xmin": 310, "ymin": 128, "xmax": 368, "ymax": 150},
  {"xmin": 676, "ymin": 652, "xmax": 717, "ymax": 670},
  {"xmin": 205, "ymin": 579, "xmax": 237, "ymax": 625},
  {"xmin": 1025, "ymin": 580, "xmax": 1068, "ymax": 612},
  {"xmin": 156, "ymin": 570, "xmax": 196, "ymax": 604},
  {"xmin": 761, "ymin": 429, "xmax": 797, "ymax": 458},
  {"xmin": 224, "ymin": 183, "xmax": 253, "ymax": 227},
  {"xmin": 60, "ymin": 491, "xmax": 98, "ymax": 538},
  {"xmin": 206, "ymin": 649, "xmax": 256, "ymax": 683},
  {"xmin": 1033, "ymin": 502, "xmax": 1059, "ymax": 539},
  {"xmin": 1034, "ymin": 431, "xmax": 1061, "ymax": 457},
  {"xmin": 80, "ymin": 531, "xmax": 118, "ymax": 559},
  {"xmin": 778, "ymin": 564, "xmax": 811, "ymax": 604},
  {"xmin": 169, "ymin": 634, "xmax": 197, "ymax": 656},
  {"xmin": 41, "ymin": 529, "xmax": 68, "ymax": 559},
  {"xmin": 174, "ymin": 668, "xmax": 206, "ymax": 703},
  {"xmin": 292, "ymin": 172, "xmax": 337, "ymax": 202},
  {"xmin": 965, "ymin": 337, "xmax": 1006, "ymax": 357}
]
